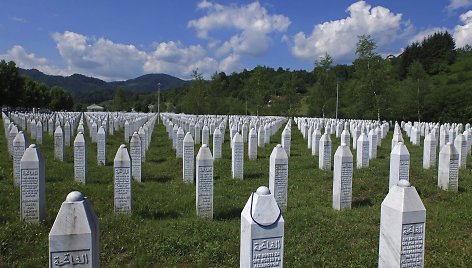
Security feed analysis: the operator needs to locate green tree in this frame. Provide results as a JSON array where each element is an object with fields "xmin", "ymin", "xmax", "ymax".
[
  {"xmin": 407, "ymin": 60, "xmax": 430, "ymax": 122},
  {"xmin": 309, "ymin": 53, "xmax": 336, "ymax": 117},
  {"xmin": 49, "ymin": 86, "xmax": 74, "ymax": 111},
  {"xmin": 0, "ymin": 60, "xmax": 24, "ymax": 107},
  {"xmin": 112, "ymin": 88, "xmax": 129, "ymax": 111},
  {"xmin": 181, "ymin": 69, "xmax": 207, "ymax": 115}
]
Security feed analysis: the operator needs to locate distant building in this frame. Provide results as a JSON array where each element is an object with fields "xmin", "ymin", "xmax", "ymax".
[{"xmin": 87, "ymin": 104, "xmax": 104, "ymax": 112}]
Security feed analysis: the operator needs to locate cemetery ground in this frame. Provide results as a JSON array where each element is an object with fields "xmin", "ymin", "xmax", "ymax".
[{"xmin": 1, "ymin": 118, "xmax": 472, "ymax": 267}]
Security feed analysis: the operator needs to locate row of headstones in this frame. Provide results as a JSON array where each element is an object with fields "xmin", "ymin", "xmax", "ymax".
[{"xmin": 46, "ymin": 178, "xmax": 425, "ymax": 267}]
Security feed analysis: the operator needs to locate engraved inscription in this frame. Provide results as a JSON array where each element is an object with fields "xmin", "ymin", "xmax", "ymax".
[
  {"xmin": 449, "ymin": 158, "xmax": 459, "ymax": 188},
  {"xmin": 400, "ymin": 222, "xmax": 424, "ymax": 268},
  {"xmin": 114, "ymin": 167, "xmax": 131, "ymax": 213},
  {"xmin": 197, "ymin": 165, "xmax": 213, "ymax": 215},
  {"xmin": 21, "ymin": 168, "xmax": 39, "ymax": 221},
  {"xmin": 399, "ymin": 159, "xmax": 409, "ymax": 181},
  {"xmin": 252, "ymin": 237, "xmax": 282, "ymax": 268},
  {"xmin": 183, "ymin": 145, "xmax": 194, "ymax": 182},
  {"xmin": 51, "ymin": 249, "xmax": 90, "ymax": 267},
  {"xmin": 274, "ymin": 164, "xmax": 288, "ymax": 207},
  {"xmin": 340, "ymin": 161, "xmax": 352, "ymax": 207}
]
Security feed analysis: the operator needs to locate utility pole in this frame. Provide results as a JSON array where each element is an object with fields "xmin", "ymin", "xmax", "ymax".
[{"xmin": 157, "ymin": 82, "xmax": 161, "ymax": 124}]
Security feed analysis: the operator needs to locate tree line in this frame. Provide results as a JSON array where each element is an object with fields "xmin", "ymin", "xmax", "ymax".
[{"xmin": 0, "ymin": 60, "xmax": 74, "ymax": 111}]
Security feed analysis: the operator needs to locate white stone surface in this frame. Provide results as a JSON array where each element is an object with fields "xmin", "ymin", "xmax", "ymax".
[
  {"xmin": 201, "ymin": 125, "xmax": 209, "ymax": 146},
  {"xmin": 240, "ymin": 186, "xmax": 284, "ymax": 268},
  {"xmin": 114, "ymin": 144, "xmax": 132, "ymax": 213},
  {"xmin": 196, "ymin": 144, "xmax": 213, "ymax": 219},
  {"xmin": 438, "ymin": 142, "xmax": 459, "ymax": 192},
  {"xmin": 212, "ymin": 127, "xmax": 222, "ymax": 160},
  {"xmin": 454, "ymin": 133, "xmax": 467, "ymax": 169},
  {"xmin": 378, "ymin": 180, "xmax": 426, "ymax": 268},
  {"xmin": 97, "ymin": 126, "xmax": 107, "ymax": 165},
  {"xmin": 49, "ymin": 191, "xmax": 100, "ymax": 268},
  {"xmin": 311, "ymin": 128, "xmax": 321, "ymax": 156},
  {"xmin": 232, "ymin": 133, "xmax": 244, "ymax": 180},
  {"xmin": 130, "ymin": 132, "xmax": 142, "ymax": 182},
  {"xmin": 356, "ymin": 130, "xmax": 369, "ymax": 169},
  {"xmin": 269, "ymin": 144, "xmax": 289, "ymax": 211},
  {"xmin": 281, "ymin": 126, "xmax": 291, "ymax": 157},
  {"xmin": 423, "ymin": 133, "xmax": 436, "ymax": 169},
  {"xmin": 13, "ymin": 131, "xmax": 28, "ymax": 186},
  {"xmin": 333, "ymin": 144, "xmax": 353, "ymax": 210},
  {"xmin": 20, "ymin": 144, "xmax": 45, "ymax": 223},
  {"xmin": 74, "ymin": 132, "xmax": 87, "ymax": 183},
  {"xmin": 183, "ymin": 132, "xmax": 194, "ymax": 184},
  {"xmin": 389, "ymin": 142, "xmax": 410, "ymax": 189},
  {"xmin": 54, "ymin": 126, "xmax": 65, "ymax": 161},
  {"xmin": 248, "ymin": 127, "xmax": 258, "ymax": 160},
  {"xmin": 176, "ymin": 127, "xmax": 184, "ymax": 158},
  {"xmin": 319, "ymin": 129, "xmax": 331, "ymax": 170}
]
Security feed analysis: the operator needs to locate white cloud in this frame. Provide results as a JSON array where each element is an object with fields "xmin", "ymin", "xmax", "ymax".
[
  {"xmin": 12, "ymin": 17, "xmax": 26, "ymax": 23},
  {"xmin": 188, "ymin": 1, "xmax": 290, "ymax": 57},
  {"xmin": 290, "ymin": 1, "xmax": 410, "ymax": 62},
  {"xmin": 454, "ymin": 10, "xmax": 472, "ymax": 48},
  {"xmin": 218, "ymin": 53, "xmax": 241, "ymax": 74},
  {"xmin": 409, "ymin": 27, "xmax": 450, "ymax": 44},
  {"xmin": 0, "ymin": 45, "xmax": 70, "ymax": 76},
  {"xmin": 447, "ymin": 0, "xmax": 472, "ymax": 11},
  {"xmin": 143, "ymin": 41, "xmax": 218, "ymax": 79}
]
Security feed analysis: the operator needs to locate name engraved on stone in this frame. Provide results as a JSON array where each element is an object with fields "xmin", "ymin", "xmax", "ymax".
[
  {"xmin": 50, "ymin": 249, "xmax": 91, "ymax": 267},
  {"xmin": 114, "ymin": 167, "xmax": 131, "ymax": 213},
  {"xmin": 400, "ymin": 223, "xmax": 424, "ymax": 268},
  {"xmin": 399, "ymin": 159, "xmax": 409, "ymax": 181},
  {"xmin": 252, "ymin": 237, "xmax": 283, "ymax": 268},
  {"xmin": 184, "ymin": 145, "xmax": 194, "ymax": 182},
  {"xmin": 274, "ymin": 164, "xmax": 288, "ymax": 207},
  {"xmin": 74, "ymin": 146, "xmax": 86, "ymax": 179},
  {"xmin": 21, "ymin": 168, "xmax": 39, "ymax": 221},
  {"xmin": 340, "ymin": 162, "xmax": 353, "ymax": 206},
  {"xmin": 197, "ymin": 166, "xmax": 213, "ymax": 213},
  {"xmin": 449, "ymin": 158, "xmax": 459, "ymax": 189}
]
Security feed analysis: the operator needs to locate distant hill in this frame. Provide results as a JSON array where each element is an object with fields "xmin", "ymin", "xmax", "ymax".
[{"xmin": 18, "ymin": 68, "xmax": 189, "ymax": 104}]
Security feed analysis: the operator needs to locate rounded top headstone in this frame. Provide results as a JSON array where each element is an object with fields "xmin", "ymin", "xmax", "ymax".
[
  {"xmin": 19, "ymin": 130, "xmax": 24, "ymax": 134},
  {"xmin": 29, "ymin": 144, "xmax": 36, "ymax": 149},
  {"xmin": 120, "ymin": 144, "xmax": 126, "ymax": 149},
  {"xmin": 276, "ymin": 144, "xmax": 282, "ymax": 148},
  {"xmin": 256, "ymin": 186, "xmax": 270, "ymax": 195},
  {"xmin": 202, "ymin": 144, "xmax": 208, "ymax": 148},
  {"xmin": 78, "ymin": 131, "xmax": 83, "ymax": 134},
  {"xmin": 397, "ymin": 179, "xmax": 411, "ymax": 188},
  {"xmin": 66, "ymin": 191, "xmax": 84, "ymax": 202}
]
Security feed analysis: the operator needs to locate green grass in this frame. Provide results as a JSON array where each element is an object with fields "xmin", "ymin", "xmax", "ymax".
[{"xmin": 0, "ymin": 117, "xmax": 471, "ymax": 267}]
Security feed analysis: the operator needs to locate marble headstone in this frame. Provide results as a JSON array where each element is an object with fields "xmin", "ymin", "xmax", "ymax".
[
  {"xmin": 438, "ymin": 142, "xmax": 459, "ymax": 192},
  {"xmin": 54, "ymin": 126, "xmax": 65, "ymax": 161},
  {"xmin": 74, "ymin": 132, "xmax": 87, "ymax": 183},
  {"xmin": 196, "ymin": 144, "xmax": 213, "ymax": 219},
  {"xmin": 232, "ymin": 133, "xmax": 244, "ymax": 180},
  {"xmin": 269, "ymin": 144, "xmax": 289, "ymax": 211},
  {"xmin": 333, "ymin": 143, "xmax": 353, "ymax": 210},
  {"xmin": 183, "ymin": 132, "xmax": 194, "ymax": 184},
  {"xmin": 20, "ymin": 144, "xmax": 45, "ymax": 223},
  {"xmin": 389, "ymin": 142, "xmax": 410, "ymax": 189},
  {"xmin": 130, "ymin": 132, "xmax": 142, "ymax": 182},
  {"xmin": 114, "ymin": 144, "xmax": 132, "ymax": 213}
]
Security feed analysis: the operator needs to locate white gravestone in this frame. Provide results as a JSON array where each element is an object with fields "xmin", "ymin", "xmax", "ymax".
[
  {"xmin": 333, "ymin": 143, "xmax": 353, "ymax": 210},
  {"xmin": 389, "ymin": 142, "xmax": 410, "ymax": 189},
  {"xmin": 232, "ymin": 133, "xmax": 244, "ymax": 179},
  {"xmin": 423, "ymin": 133, "xmax": 436, "ymax": 169},
  {"xmin": 341, "ymin": 128, "xmax": 350, "ymax": 148},
  {"xmin": 36, "ymin": 121, "xmax": 43, "ymax": 144},
  {"xmin": 64, "ymin": 120, "xmax": 71, "ymax": 146},
  {"xmin": 9, "ymin": 124, "xmax": 19, "ymax": 156},
  {"xmin": 97, "ymin": 126, "xmax": 106, "ymax": 165},
  {"xmin": 183, "ymin": 132, "xmax": 194, "ymax": 184},
  {"xmin": 114, "ymin": 144, "xmax": 132, "ymax": 213},
  {"xmin": 248, "ymin": 128, "xmax": 258, "ymax": 160},
  {"xmin": 176, "ymin": 127, "xmax": 184, "ymax": 158},
  {"xmin": 124, "ymin": 120, "xmax": 130, "ymax": 142},
  {"xmin": 368, "ymin": 129, "xmax": 377, "ymax": 160},
  {"xmin": 378, "ymin": 180, "xmax": 426, "ymax": 268},
  {"xmin": 258, "ymin": 126, "xmax": 265, "ymax": 148},
  {"xmin": 196, "ymin": 144, "xmax": 213, "ymax": 219},
  {"xmin": 356, "ymin": 130, "xmax": 369, "ymax": 169},
  {"xmin": 240, "ymin": 186, "xmax": 284, "ymax": 268},
  {"xmin": 74, "ymin": 132, "xmax": 87, "ymax": 184},
  {"xmin": 269, "ymin": 144, "xmax": 289, "ymax": 211},
  {"xmin": 281, "ymin": 127, "xmax": 291, "ymax": 157},
  {"xmin": 49, "ymin": 191, "xmax": 100, "ymax": 268},
  {"xmin": 54, "ymin": 126, "xmax": 65, "ymax": 161},
  {"xmin": 13, "ymin": 131, "xmax": 28, "ymax": 186},
  {"xmin": 201, "ymin": 125, "xmax": 209, "ymax": 146},
  {"xmin": 20, "ymin": 144, "xmax": 45, "ymax": 223},
  {"xmin": 90, "ymin": 122, "xmax": 97, "ymax": 143},
  {"xmin": 454, "ymin": 133, "xmax": 467, "ymax": 169},
  {"xmin": 307, "ymin": 125, "xmax": 313, "ymax": 149},
  {"xmin": 213, "ymin": 127, "xmax": 222, "ymax": 160},
  {"xmin": 311, "ymin": 128, "xmax": 321, "ymax": 156},
  {"xmin": 319, "ymin": 129, "xmax": 332, "ymax": 170},
  {"xmin": 138, "ymin": 127, "xmax": 146, "ymax": 162},
  {"xmin": 438, "ymin": 142, "xmax": 459, "ymax": 192},
  {"xmin": 194, "ymin": 123, "xmax": 201, "ymax": 145},
  {"xmin": 130, "ymin": 132, "xmax": 142, "ymax": 183}
]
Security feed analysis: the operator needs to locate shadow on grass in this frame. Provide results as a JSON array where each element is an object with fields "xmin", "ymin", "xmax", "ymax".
[
  {"xmin": 352, "ymin": 198, "xmax": 373, "ymax": 208},
  {"xmin": 148, "ymin": 158, "xmax": 166, "ymax": 164},
  {"xmin": 138, "ymin": 209, "xmax": 181, "ymax": 220},
  {"xmin": 144, "ymin": 175, "xmax": 172, "ymax": 183},
  {"xmin": 459, "ymin": 186, "xmax": 467, "ymax": 193},
  {"xmin": 245, "ymin": 172, "xmax": 264, "ymax": 180},
  {"xmin": 215, "ymin": 207, "xmax": 241, "ymax": 220}
]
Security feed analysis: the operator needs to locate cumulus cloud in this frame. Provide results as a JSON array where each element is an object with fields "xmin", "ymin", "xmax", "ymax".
[
  {"xmin": 290, "ymin": 1, "xmax": 410, "ymax": 62},
  {"xmin": 143, "ymin": 41, "xmax": 218, "ymax": 78},
  {"xmin": 188, "ymin": 1, "xmax": 290, "ymax": 57},
  {"xmin": 453, "ymin": 10, "xmax": 472, "ymax": 48},
  {"xmin": 447, "ymin": 0, "xmax": 472, "ymax": 11},
  {"xmin": 218, "ymin": 53, "xmax": 241, "ymax": 74}
]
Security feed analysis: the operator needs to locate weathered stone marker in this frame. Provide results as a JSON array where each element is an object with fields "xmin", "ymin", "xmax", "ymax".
[
  {"xmin": 114, "ymin": 144, "xmax": 132, "ymax": 213},
  {"xmin": 423, "ymin": 133, "xmax": 436, "ymax": 169},
  {"xmin": 389, "ymin": 142, "xmax": 410, "ymax": 189},
  {"xmin": 281, "ymin": 126, "xmax": 291, "ymax": 157},
  {"xmin": 36, "ymin": 121, "xmax": 43, "ymax": 144},
  {"xmin": 74, "ymin": 132, "xmax": 87, "ymax": 184},
  {"xmin": 319, "ymin": 129, "xmax": 331, "ymax": 170},
  {"xmin": 212, "ymin": 127, "xmax": 222, "ymax": 160},
  {"xmin": 378, "ymin": 180, "xmax": 426, "ymax": 268},
  {"xmin": 232, "ymin": 133, "xmax": 244, "ymax": 179},
  {"xmin": 311, "ymin": 127, "xmax": 321, "ymax": 156},
  {"xmin": 356, "ymin": 129, "xmax": 369, "ymax": 169},
  {"xmin": 201, "ymin": 125, "xmax": 209, "ymax": 146},
  {"xmin": 183, "ymin": 132, "xmax": 194, "ymax": 184},
  {"xmin": 454, "ymin": 133, "xmax": 467, "ymax": 169},
  {"xmin": 368, "ymin": 128, "xmax": 377, "ymax": 160},
  {"xmin": 49, "ymin": 191, "xmax": 100, "ymax": 267},
  {"xmin": 248, "ymin": 127, "xmax": 258, "ymax": 160},
  {"xmin": 97, "ymin": 126, "xmax": 106, "ymax": 165},
  {"xmin": 64, "ymin": 120, "xmax": 71, "ymax": 146},
  {"xmin": 54, "ymin": 126, "xmax": 65, "ymax": 161},
  {"xmin": 240, "ymin": 186, "xmax": 284, "ymax": 268},
  {"xmin": 138, "ymin": 127, "xmax": 146, "ymax": 162},
  {"xmin": 269, "ymin": 144, "xmax": 289, "ymax": 211},
  {"xmin": 13, "ymin": 131, "xmax": 28, "ymax": 186},
  {"xmin": 196, "ymin": 144, "xmax": 213, "ymax": 219},
  {"xmin": 176, "ymin": 127, "xmax": 184, "ymax": 158},
  {"xmin": 130, "ymin": 132, "xmax": 142, "ymax": 182},
  {"xmin": 438, "ymin": 142, "xmax": 459, "ymax": 192},
  {"xmin": 20, "ymin": 144, "xmax": 45, "ymax": 223},
  {"xmin": 333, "ymin": 143, "xmax": 353, "ymax": 210}
]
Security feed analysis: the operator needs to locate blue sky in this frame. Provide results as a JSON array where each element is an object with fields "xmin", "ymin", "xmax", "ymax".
[{"xmin": 1, "ymin": 0, "xmax": 472, "ymax": 81}]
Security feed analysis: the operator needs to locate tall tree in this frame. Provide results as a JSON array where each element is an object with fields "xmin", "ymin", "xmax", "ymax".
[
  {"xmin": 49, "ymin": 86, "xmax": 73, "ymax": 111},
  {"xmin": 0, "ymin": 60, "xmax": 24, "ymax": 107},
  {"xmin": 112, "ymin": 88, "xmax": 129, "ymax": 111},
  {"xmin": 309, "ymin": 53, "xmax": 336, "ymax": 117}
]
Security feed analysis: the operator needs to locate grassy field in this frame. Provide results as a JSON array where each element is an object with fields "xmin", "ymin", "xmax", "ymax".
[{"xmin": 0, "ymin": 116, "xmax": 471, "ymax": 267}]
